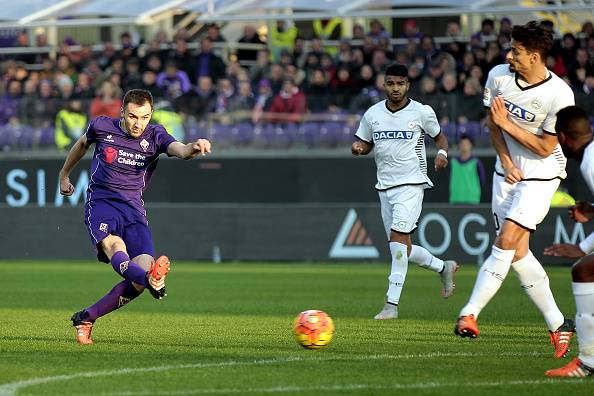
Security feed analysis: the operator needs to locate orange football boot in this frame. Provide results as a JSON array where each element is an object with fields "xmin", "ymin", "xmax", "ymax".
[
  {"xmin": 546, "ymin": 358, "xmax": 593, "ymax": 378},
  {"xmin": 454, "ymin": 314, "xmax": 479, "ymax": 338}
]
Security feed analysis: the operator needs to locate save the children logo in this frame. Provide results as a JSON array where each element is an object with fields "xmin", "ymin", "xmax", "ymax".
[{"xmin": 104, "ymin": 147, "xmax": 117, "ymax": 163}]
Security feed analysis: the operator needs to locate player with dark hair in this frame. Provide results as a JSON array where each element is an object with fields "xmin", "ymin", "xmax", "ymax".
[
  {"xmin": 455, "ymin": 21, "xmax": 576, "ymax": 358},
  {"xmin": 59, "ymin": 89, "xmax": 211, "ymax": 344},
  {"xmin": 352, "ymin": 63, "xmax": 457, "ymax": 320},
  {"xmin": 544, "ymin": 106, "xmax": 594, "ymax": 377}
]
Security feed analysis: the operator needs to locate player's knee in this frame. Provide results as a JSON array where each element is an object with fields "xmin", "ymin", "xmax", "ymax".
[
  {"xmin": 571, "ymin": 257, "xmax": 594, "ymax": 282},
  {"xmin": 495, "ymin": 233, "xmax": 517, "ymax": 251}
]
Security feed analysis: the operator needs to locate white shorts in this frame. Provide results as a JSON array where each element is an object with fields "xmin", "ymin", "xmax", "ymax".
[
  {"xmin": 378, "ymin": 185, "xmax": 425, "ymax": 238},
  {"xmin": 492, "ymin": 173, "xmax": 560, "ymax": 233}
]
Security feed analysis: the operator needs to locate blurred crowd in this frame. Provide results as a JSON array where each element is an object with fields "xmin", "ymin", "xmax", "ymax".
[{"xmin": 0, "ymin": 17, "xmax": 593, "ymax": 149}]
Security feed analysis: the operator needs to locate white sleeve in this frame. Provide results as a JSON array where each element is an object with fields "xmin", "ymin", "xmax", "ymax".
[
  {"xmin": 355, "ymin": 113, "xmax": 373, "ymax": 143},
  {"xmin": 579, "ymin": 232, "xmax": 594, "ymax": 254},
  {"xmin": 483, "ymin": 69, "xmax": 498, "ymax": 108},
  {"xmin": 542, "ymin": 84, "xmax": 575, "ymax": 134},
  {"xmin": 581, "ymin": 155, "xmax": 594, "ymax": 195},
  {"xmin": 422, "ymin": 105, "xmax": 441, "ymax": 138}
]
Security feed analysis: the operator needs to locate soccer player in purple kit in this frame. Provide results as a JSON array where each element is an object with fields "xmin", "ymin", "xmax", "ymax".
[{"xmin": 59, "ymin": 89, "xmax": 211, "ymax": 344}]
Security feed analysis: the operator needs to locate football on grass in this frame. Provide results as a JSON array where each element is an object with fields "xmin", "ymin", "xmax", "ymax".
[{"xmin": 293, "ymin": 310, "xmax": 334, "ymax": 349}]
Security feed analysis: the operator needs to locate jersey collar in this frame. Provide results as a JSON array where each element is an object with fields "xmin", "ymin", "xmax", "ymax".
[{"xmin": 384, "ymin": 98, "xmax": 411, "ymax": 114}]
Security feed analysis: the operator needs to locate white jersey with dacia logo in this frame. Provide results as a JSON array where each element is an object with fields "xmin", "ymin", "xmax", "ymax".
[
  {"xmin": 355, "ymin": 99, "xmax": 441, "ymax": 190},
  {"xmin": 483, "ymin": 64, "xmax": 574, "ymax": 180}
]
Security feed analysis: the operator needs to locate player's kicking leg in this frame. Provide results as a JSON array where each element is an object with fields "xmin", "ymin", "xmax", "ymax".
[
  {"xmin": 546, "ymin": 255, "xmax": 594, "ymax": 377},
  {"xmin": 409, "ymin": 244, "xmax": 459, "ymax": 298}
]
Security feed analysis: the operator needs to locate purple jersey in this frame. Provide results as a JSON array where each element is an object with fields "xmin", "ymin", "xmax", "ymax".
[{"xmin": 85, "ymin": 116, "xmax": 176, "ymax": 214}]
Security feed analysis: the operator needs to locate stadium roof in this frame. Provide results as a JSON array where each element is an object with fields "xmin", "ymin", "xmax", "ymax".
[{"xmin": 0, "ymin": 0, "xmax": 591, "ymax": 27}]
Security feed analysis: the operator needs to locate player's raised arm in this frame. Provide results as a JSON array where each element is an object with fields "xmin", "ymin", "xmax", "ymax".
[
  {"xmin": 59, "ymin": 133, "xmax": 92, "ymax": 196},
  {"xmin": 491, "ymin": 96, "xmax": 559, "ymax": 157},
  {"xmin": 167, "ymin": 138, "xmax": 212, "ymax": 160}
]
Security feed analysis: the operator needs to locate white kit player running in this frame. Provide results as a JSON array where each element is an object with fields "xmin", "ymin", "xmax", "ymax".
[
  {"xmin": 455, "ymin": 21, "xmax": 575, "ymax": 359},
  {"xmin": 544, "ymin": 106, "xmax": 594, "ymax": 377},
  {"xmin": 352, "ymin": 63, "xmax": 458, "ymax": 320}
]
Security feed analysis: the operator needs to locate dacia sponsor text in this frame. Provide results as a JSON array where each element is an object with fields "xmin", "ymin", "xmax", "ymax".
[{"xmin": 373, "ymin": 131, "xmax": 413, "ymax": 141}]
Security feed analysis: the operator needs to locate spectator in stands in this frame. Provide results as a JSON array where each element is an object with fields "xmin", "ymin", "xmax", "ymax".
[
  {"xmin": 74, "ymin": 72, "xmax": 95, "ymax": 100},
  {"xmin": 367, "ymin": 19, "xmax": 390, "ymax": 45},
  {"xmin": 457, "ymin": 78, "xmax": 485, "ymax": 124},
  {"xmin": 175, "ymin": 76, "xmax": 216, "ymax": 122},
  {"xmin": 402, "ymin": 19, "xmax": 422, "ymax": 40},
  {"xmin": 90, "ymin": 81, "xmax": 122, "ymax": 119},
  {"xmin": 237, "ymin": 25, "xmax": 265, "ymax": 64},
  {"xmin": 270, "ymin": 20, "xmax": 298, "ymax": 61},
  {"xmin": 54, "ymin": 99, "xmax": 87, "ymax": 150},
  {"xmin": 214, "ymin": 77, "xmax": 235, "ymax": 113},
  {"xmin": 118, "ymin": 32, "xmax": 137, "ymax": 60},
  {"xmin": 249, "ymin": 49, "xmax": 271, "ymax": 85},
  {"xmin": 330, "ymin": 65, "xmax": 355, "ymax": 110},
  {"xmin": 419, "ymin": 36, "xmax": 437, "ymax": 64},
  {"xmin": 122, "ymin": 59, "xmax": 142, "ymax": 91},
  {"xmin": 228, "ymin": 81, "xmax": 255, "ymax": 115},
  {"xmin": 440, "ymin": 71, "xmax": 461, "ymax": 124},
  {"xmin": 156, "ymin": 61, "xmax": 191, "ymax": 100},
  {"xmin": 267, "ymin": 78, "xmax": 307, "ymax": 124},
  {"xmin": 354, "ymin": 64, "xmax": 375, "ymax": 94},
  {"xmin": 417, "ymin": 76, "xmax": 445, "ymax": 121},
  {"xmin": 471, "ymin": 18, "xmax": 495, "ymax": 48},
  {"xmin": 18, "ymin": 79, "xmax": 41, "ymax": 126},
  {"xmin": 559, "ymin": 33, "xmax": 578, "ymax": 70},
  {"xmin": 568, "ymin": 48, "xmax": 593, "ymax": 88},
  {"xmin": 350, "ymin": 73, "xmax": 384, "ymax": 114},
  {"xmin": 292, "ymin": 38, "xmax": 306, "ymax": 68},
  {"xmin": 304, "ymin": 69, "xmax": 329, "ymax": 113},
  {"xmin": 485, "ymin": 41, "xmax": 505, "ymax": 71},
  {"xmin": 371, "ymin": 50, "xmax": 388, "ymax": 74},
  {"xmin": 139, "ymin": 70, "xmax": 165, "ymax": 99},
  {"xmin": 196, "ymin": 37, "xmax": 226, "ymax": 83},
  {"xmin": 252, "ymin": 79, "xmax": 274, "ymax": 124},
  {"xmin": 207, "ymin": 24, "xmax": 226, "ymax": 43},
  {"xmin": 97, "ymin": 42, "xmax": 117, "ymax": 70},
  {"xmin": 284, "ymin": 64, "xmax": 305, "ymax": 87},
  {"xmin": 499, "ymin": 17, "xmax": 512, "ymax": 38},
  {"xmin": 575, "ymin": 72, "xmax": 594, "ymax": 116},
  {"xmin": 335, "ymin": 39, "xmax": 352, "ymax": 66},
  {"xmin": 449, "ymin": 133, "xmax": 485, "ymax": 205},
  {"xmin": 268, "ymin": 63, "xmax": 285, "ymax": 95},
  {"xmin": 352, "ymin": 24, "xmax": 365, "ymax": 41},
  {"xmin": 168, "ymin": 39, "xmax": 194, "ymax": 77}
]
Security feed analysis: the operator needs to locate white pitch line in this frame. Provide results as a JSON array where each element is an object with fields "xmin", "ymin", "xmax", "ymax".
[
  {"xmin": 0, "ymin": 351, "xmax": 555, "ymax": 396},
  {"xmin": 100, "ymin": 379, "xmax": 587, "ymax": 396}
]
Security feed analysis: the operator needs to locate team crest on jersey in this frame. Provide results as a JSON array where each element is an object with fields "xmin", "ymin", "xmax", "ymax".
[
  {"xmin": 407, "ymin": 121, "xmax": 416, "ymax": 129},
  {"xmin": 99, "ymin": 223, "xmax": 108, "ymax": 232},
  {"xmin": 503, "ymin": 99, "xmax": 536, "ymax": 122},
  {"xmin": 140, "ymin": 139, "xmax": 149, "ymax": 152},
  {"xmin": 373, "ymin": 131, "xmax": 414, "ymax": 140}
]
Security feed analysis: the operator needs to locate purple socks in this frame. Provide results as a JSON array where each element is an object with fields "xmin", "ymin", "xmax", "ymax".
[
  {"xmin": 110, "ymin": 251, "xmax": 147, "ymax": 287},
  {"xmin": 84, "ymin": 280, "xmax": 141, "ymax": 322}
]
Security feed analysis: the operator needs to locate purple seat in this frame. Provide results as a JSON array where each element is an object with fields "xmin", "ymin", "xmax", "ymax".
[
  {"xmin": 39, "ymin": 127, "xmax": 55, "ymax": 147},
  {"xmin": 457, "ymin": 121, "xmax": 481, "ymax": 142},
  {"xmin": 231, "ymin": 123, "xmax": 253, "ymax": 145},
  {"xmin": 440, "ymin": 122, "xmax": 457, "ymax": 140},
  {"xmin": 301, "ymin": 122, "xmax": 320, "ymax": 148}
]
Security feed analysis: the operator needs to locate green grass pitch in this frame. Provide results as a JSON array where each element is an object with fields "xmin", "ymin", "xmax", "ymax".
[{"xmin": 0, "ymin": 261, "xmax": 591, "ymax": 395}]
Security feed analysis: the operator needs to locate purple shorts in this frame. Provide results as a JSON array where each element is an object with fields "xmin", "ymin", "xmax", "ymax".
[{"xmin": 84, "ymin": 199, "xmax": 154, "ymax": 263}]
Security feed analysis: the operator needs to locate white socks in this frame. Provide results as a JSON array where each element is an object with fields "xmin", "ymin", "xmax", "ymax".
[
  {"xmin": 409, "ymin": 244, "xmax": 444, "ymax": 273},
  {"xmin": 386, "ymin": 242, "xmax": 408, "ymax": 305},
  {"xmin": 511, "ymin": 251, "xmax": 564, "ymax": 331},
  {"xmin": 459, "ymin": 246, "xmax": 515, "ymax": 318},
  {"xmin": 573, "ymin": 282, "xmax": 594, "ymax": 368}
]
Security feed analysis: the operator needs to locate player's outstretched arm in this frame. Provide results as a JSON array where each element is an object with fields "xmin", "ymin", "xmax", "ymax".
[
  {"xmin": 487, "ymin": 112, "xmax": 523, "ymax": 184},
  {"xmin": 351, "ymin": 139, "xmax": 373, "ymax": 156},
  {"xmin": 433, "ymin": 132, "xmax": 448, "ymax": 171},
  {"xmin": 491, "ymin": 96, "xmax": 558, "ymax": 157},
  {"xmin": 167, "ymin": 139, "xmax": 212, "ymax": 160},
  {"xmin": 544, "ymin": 243, "xmax": 586, "ymax": 258},
  {"xmin": 59, "ymin": 134, "xmax": 91, "ymax": 196}
]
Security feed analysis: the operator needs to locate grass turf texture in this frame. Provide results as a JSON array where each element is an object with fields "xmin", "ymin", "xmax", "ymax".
[{"xmin": 0, "ymin": 261, "xmax": 590, "ymax": 395}]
